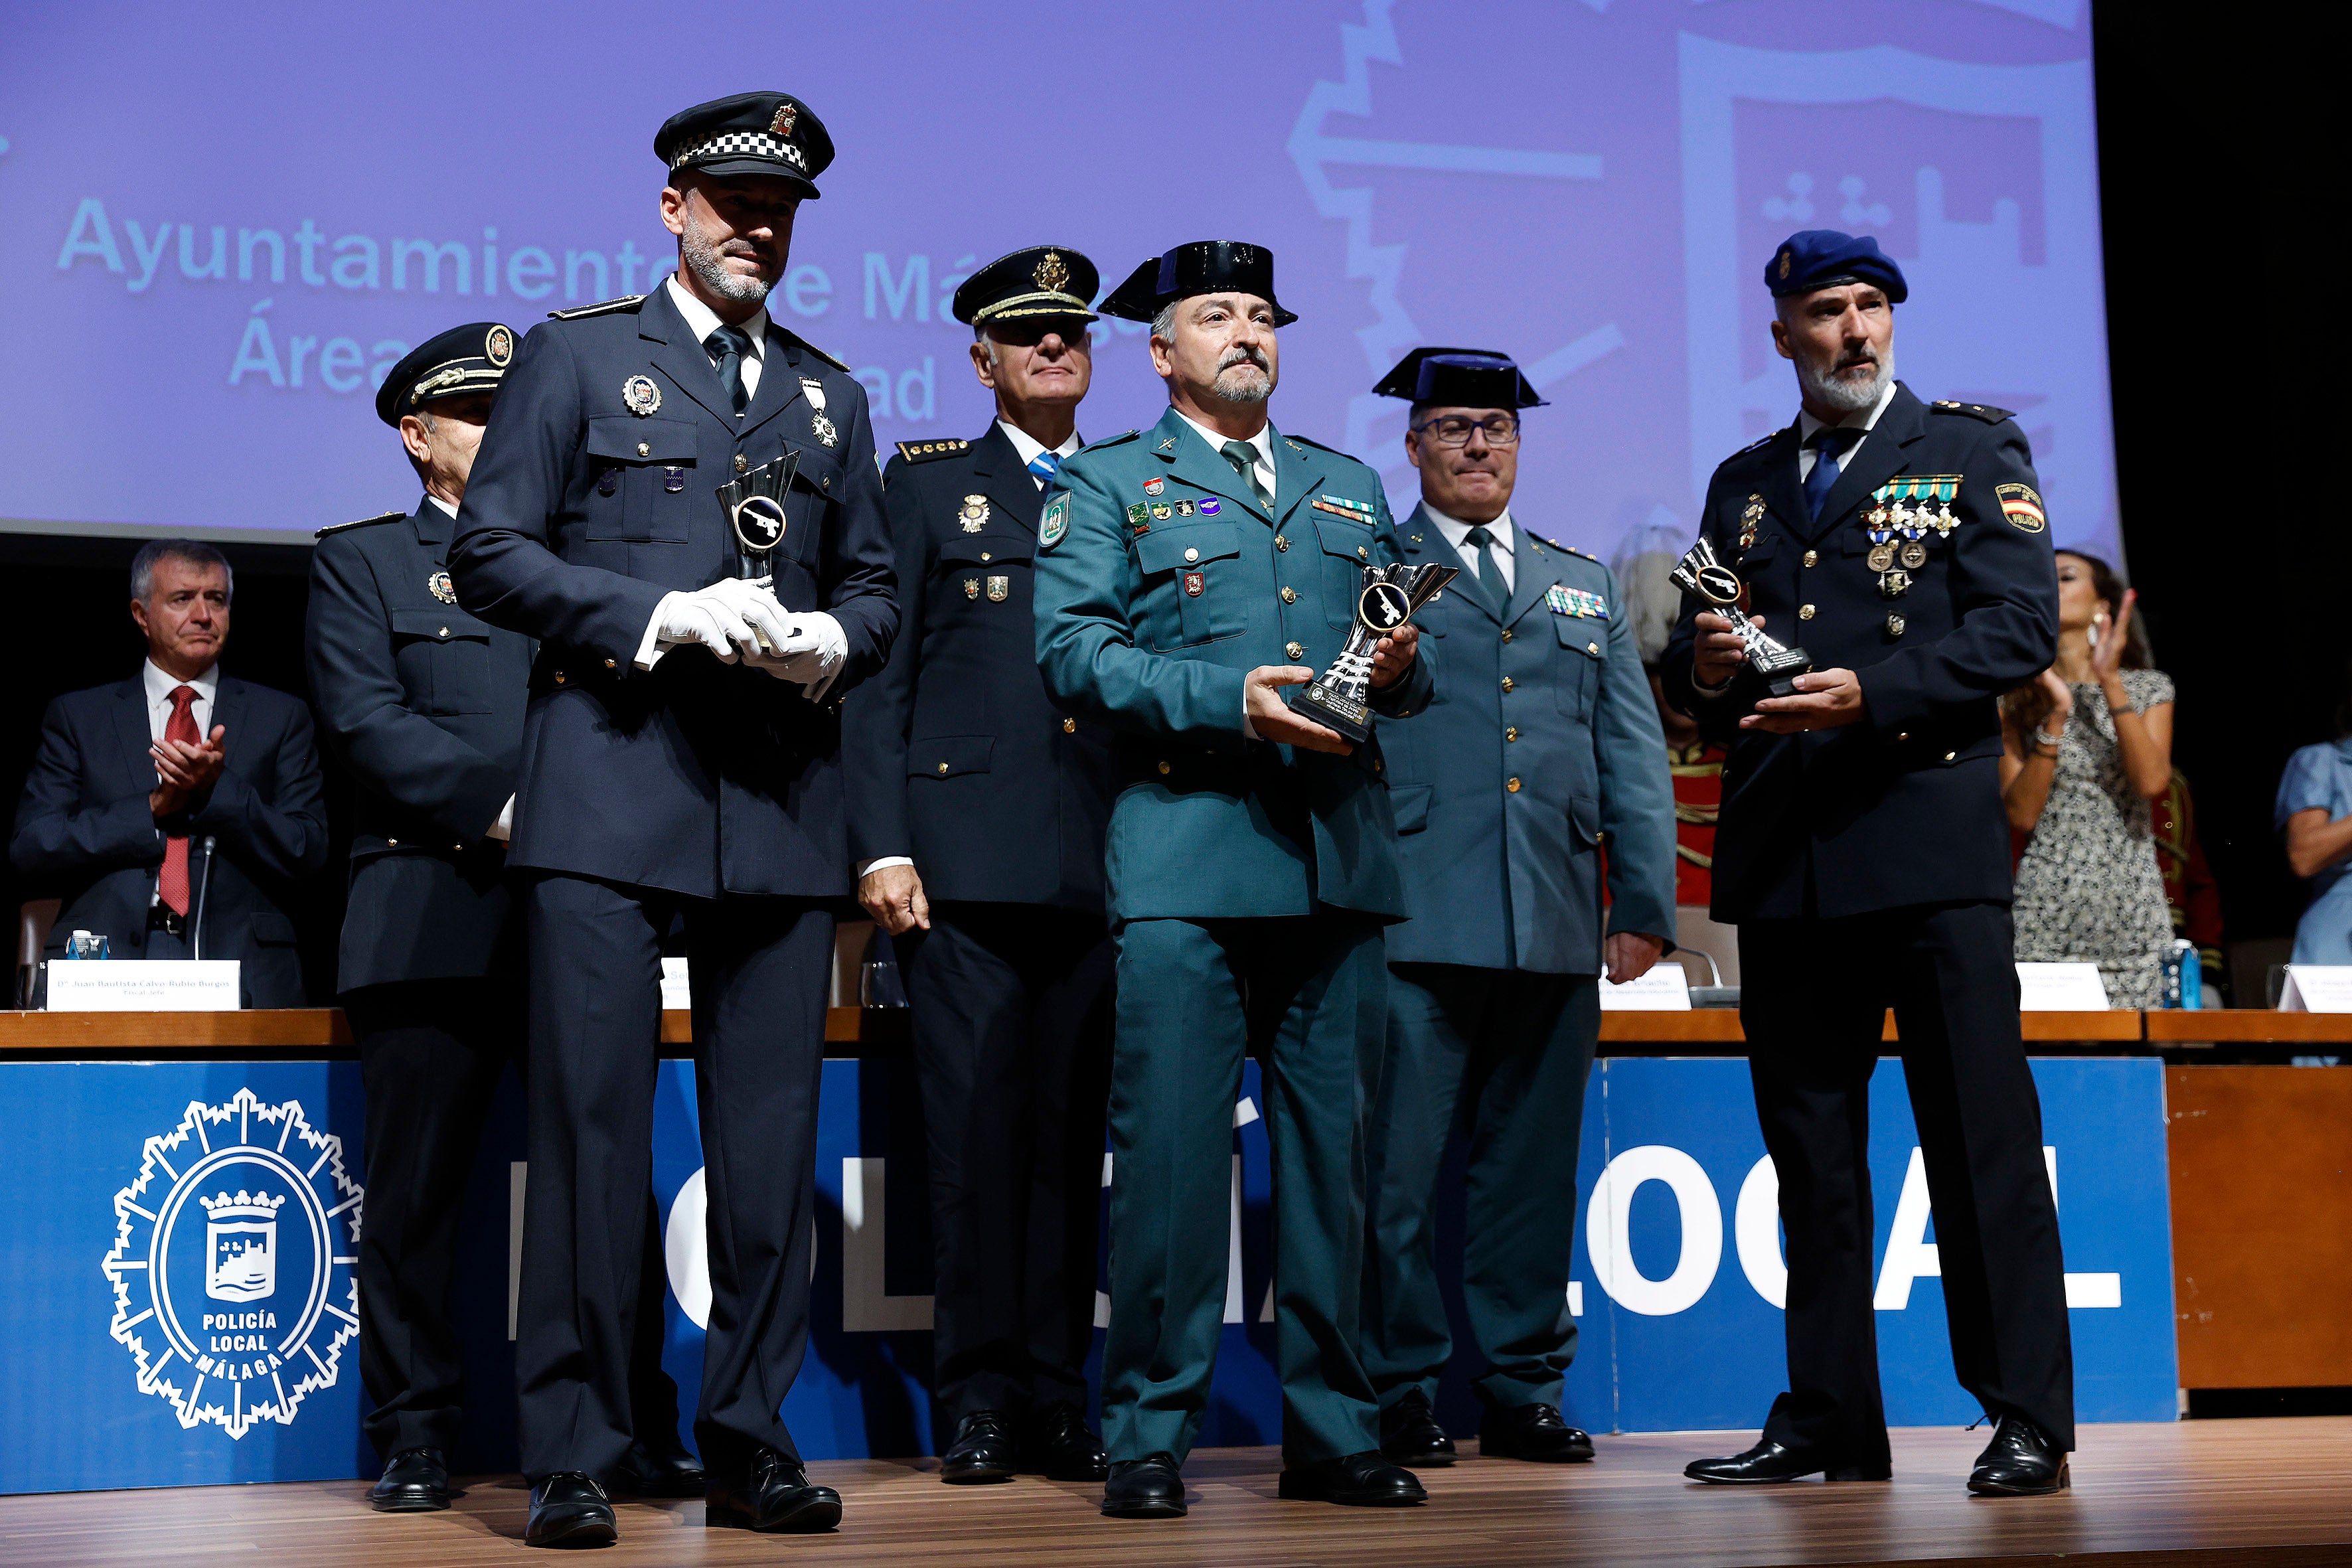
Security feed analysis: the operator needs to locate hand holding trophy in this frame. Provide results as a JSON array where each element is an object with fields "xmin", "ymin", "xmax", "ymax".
[
  {"xmin": 714, "ymin": 451, "xmax": 802, "ymax": 653},
  {"xmin": 1289, "ymin": 562, "xmax": 1458, "ymax": 744},
  {"xmin": 1672, "ymin": 536, "xmax": 1812, "ymax": 715}
]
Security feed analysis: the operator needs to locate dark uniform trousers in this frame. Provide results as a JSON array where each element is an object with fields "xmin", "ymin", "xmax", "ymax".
[
  {"xmin": 896, "ymin": 903, "xmax": 1112, "ymax": 1419},
  {"xmin": 1105, "ymin": 913, "xmax": 1387, "ymax": 1466},
  {"xmin": 1362, "ymin": 965, "xmax": 1599, "ymax": 1412},
  {"xmin": 1741, "ymin": 900, "xmax": 2075, "ymax": 1464},
  {"xmin": 515, "ymin": 874, "xmax": 831, "ymax": 1481}
]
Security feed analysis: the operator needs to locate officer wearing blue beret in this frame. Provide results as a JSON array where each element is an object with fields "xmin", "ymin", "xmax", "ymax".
[
  {"xmin": 450, "ymin": 90, "xmax": 896, "ymax": 1546},
  {"xmin": 309, "ymin": 324, "xmax": 703, "ymax": 1515},
  {"xmin": 841, "ymin": 246, "xmax": 1117, "ymax": 1487},
  {"xmin": 1664, "ymin": 230, "xmax": 2073, "ymax": 1496},
  {"xmin": 1356, "ymin": 349, "xmax": 1676, "ymax": 1469},
  {"xmin": 1035, "ymin": 240, "xmax": 1435, "ymax": 1518}
]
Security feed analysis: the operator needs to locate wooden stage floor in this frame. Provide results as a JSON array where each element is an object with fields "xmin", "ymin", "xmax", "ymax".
[{"xmin": 7, "ymin": 1421, "xmax": 2351, "ymax": 1567}]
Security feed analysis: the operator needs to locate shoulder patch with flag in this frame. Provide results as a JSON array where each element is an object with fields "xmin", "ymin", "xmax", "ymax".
[
  {"xmin": 1547, "ymin": 585, "xmax": 1609, "ymax": 619},
  {"xmin": 1995, "ymin": 483, "xmax": 2047, "ymax": 533},
  {"xmin": 1040, "ymin": 492, "xmax": 1071, "ymax": 548}
]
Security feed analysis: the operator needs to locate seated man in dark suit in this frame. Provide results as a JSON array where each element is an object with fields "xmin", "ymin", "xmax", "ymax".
[{"xmin": 10, "ymin": 539, "xmax": 329, "ymax": 1005}]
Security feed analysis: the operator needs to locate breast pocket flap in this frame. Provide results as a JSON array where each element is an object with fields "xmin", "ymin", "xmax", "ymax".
[{"xmin": 586, "ymin": 416, "xmax": 697, "ymax": 463}]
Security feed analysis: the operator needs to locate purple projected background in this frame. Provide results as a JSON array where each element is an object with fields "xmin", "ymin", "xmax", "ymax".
[{"xmin": 0, "ymin": 0, "xmax": 2110, "ymax": 564}]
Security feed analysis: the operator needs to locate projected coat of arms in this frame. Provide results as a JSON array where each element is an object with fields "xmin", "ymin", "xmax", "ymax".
[{"xmin": 100, "ymin": 1089, "xmax": 362, "ymax": 1438}]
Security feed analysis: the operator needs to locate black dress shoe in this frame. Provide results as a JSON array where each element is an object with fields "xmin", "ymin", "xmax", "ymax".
[
  {"xmin": 1277, "ymin": 1451, "xmax": 1428, "ymax": 1506},
  {"xmin": 613, "ymin": 1437, "xmax": 706, "ymax": 1498},
  {"xmin": 370, "ymin": 1447, "xmax": 450, "ymax": 1512},
  {"xmin": 706, "ymin": 1446, "xmax": 842, "ymax": 1533},
  {"xmin": 525, "ymin": 1472, "xmax": 617, "ymax": 1549},
  {"xmin": 1968, "ymin": 1415, "xmax": 2069, "ymax": 1496},
  {"xmin": 1378, "ymin": 1390, "xmax": 1456, "ymax": 1466},
  {"xmin": 1684, "ymin": 1439, "xmax": 1890, "ymax": 1484},
  {"xmin": 1478, "ymin": 1403, "xmax": 1594, "ymax": 1463},
  {"xmin": 1025, "ymin": 1401, "xmax": 1109, "ymax": 1482},
  {"xmin": 940, "ymin": 1410, "xmax": 1019, "ymax": 1484},
  {"xmin": 1101, "ymin": 1453, "xmax": 1187, "ymax": 1518}
]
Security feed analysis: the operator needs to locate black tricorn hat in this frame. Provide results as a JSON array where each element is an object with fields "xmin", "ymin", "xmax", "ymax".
[
  {"xmin": 1097, "ymin": 240, "xmax": 1298, "ymax": 327},
  {"xmin": 1373, "ymin": 347, "xmax": 1545, "ymax": 410},
  {"xmin": 375, "ymin": 321, "xmax": 516, "ymax": 427},
  {"xmin": 951, "ymin": 246, "xmax": 1100, "ymax": 327},
  {"xmin": 655, "ymin": 91, "xmax": 834, "ymax": 200}
]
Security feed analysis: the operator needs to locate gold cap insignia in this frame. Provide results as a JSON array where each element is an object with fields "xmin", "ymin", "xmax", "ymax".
[
  {"xmin": 1034, "ymin": 250, "xmax": 1069, "ymax": 294},
  {"xmin": 1778, "ymin": 248, "xmax": 1791, "ymax": 280},
  {"xmin": 485, "ymin": 325, "xmax": 514, "ymax": 367},
  {"xmin": 770, "ymin": 102, "xmax": 797, "ymax": 137}
]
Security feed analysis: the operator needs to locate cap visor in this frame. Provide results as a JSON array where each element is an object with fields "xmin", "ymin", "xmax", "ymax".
[{"xmin": 678, "ymin": 157, "xmax": 821, "ymax": 198}]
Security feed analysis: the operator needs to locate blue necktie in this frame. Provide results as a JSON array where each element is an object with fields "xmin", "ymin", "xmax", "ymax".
[
  {"xmin": 704, "ymin": 323, "xmax": 752, "ymax": 415},
  {"xmin": 1028, "ymin": 451, "xmax": 1061, "ymax": 485},
  {"xmin": 1803, "ymin": 426, "xmax": 1861, "ymax": 521}
]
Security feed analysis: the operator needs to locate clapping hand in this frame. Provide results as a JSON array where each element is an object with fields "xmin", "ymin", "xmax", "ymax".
[{"xmin": 151, "ymin": 724, "xmax": 227, "ymax": 816}]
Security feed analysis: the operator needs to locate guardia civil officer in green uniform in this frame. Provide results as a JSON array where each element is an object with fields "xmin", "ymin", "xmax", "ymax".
[
  {"xmin": 1035, "ymin": 241, "xmax": 1435, "ymax": 1520},
  {"xmin": 1358, "ymin": 349, "xmax": 1677, "ymax": 1469},
  {"xmin": 1665, "ymin": 232, "xmax": 2073, "ymax": 1496}
]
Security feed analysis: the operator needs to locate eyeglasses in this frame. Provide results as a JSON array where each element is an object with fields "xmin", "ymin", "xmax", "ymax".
[{"xmin": 1411, "ymin": 414, "xmax": 1520, "ymax": 447}]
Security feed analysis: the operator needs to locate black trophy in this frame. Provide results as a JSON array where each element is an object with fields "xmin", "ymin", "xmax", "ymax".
[
  {"xmin": 714, "ymin": 451, "xmax": 801, "ymax": 651},
  {"xmin": 1670, "ymin": 536, "xmax": 1812, "ymax": 713},
  {"xmin": 1289, "ymin": 562, "xmax": 1458, "ymax": 744}
]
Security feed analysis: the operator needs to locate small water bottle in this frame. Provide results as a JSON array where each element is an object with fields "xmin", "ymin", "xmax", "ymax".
[
  {"xmin": 2161, "ymin": 938, "xmax": 2196, "ymax": 1008},
  {"xmin": 64, "ymin": 930, "xmax": 108, "ymax": 961},
  {"xmin": 2176, "ymin": 939, "xmax": 2203, "ymax": 1010}
]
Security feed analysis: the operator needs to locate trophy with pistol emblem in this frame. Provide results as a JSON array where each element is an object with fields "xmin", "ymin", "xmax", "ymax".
[
  {"xmin": 1289, "ymin": 561, "xmax": 1458, "ymax": 744},
  {"xmin": 1671, "ymin": 536, "xmax": 1812, "ymax": 715},
  {"xmin": 713, "ymin": 451, "xmax": 801, "ymax": 651}
]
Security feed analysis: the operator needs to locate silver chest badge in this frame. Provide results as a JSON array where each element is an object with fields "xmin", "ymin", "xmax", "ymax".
[
  {"xmin": 801, "ymin": 376, "xmax": 836, "ymax": 447},
  {"xmin": 621, "ymin": 374, "xmax": 662, "ymax": 416}
]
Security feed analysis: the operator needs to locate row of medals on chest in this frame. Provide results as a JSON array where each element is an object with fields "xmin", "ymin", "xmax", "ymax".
[
  {"xmin": 957, "ymin": 493, "xmax": 1009, "ymax": 601},
  {"xmin": 1738, "ymin": 479, "xmax": 1959, "ymax": 601}
]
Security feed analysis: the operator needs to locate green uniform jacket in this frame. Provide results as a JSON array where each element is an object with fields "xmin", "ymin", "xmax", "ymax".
[{"xmin": 1034, "ymin": 406, "xmax": 1435, "ymax": 923}]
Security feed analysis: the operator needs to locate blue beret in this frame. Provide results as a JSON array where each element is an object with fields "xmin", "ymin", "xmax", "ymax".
[{"xmin": 1766, "ymin": 230, "xmax": 1908, "ymax": 303}]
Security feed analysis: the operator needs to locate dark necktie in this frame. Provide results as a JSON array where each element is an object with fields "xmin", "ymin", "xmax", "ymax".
[
  {"xmin": 704, "ymin": 323, "xmax": 753, "ymax": 415},
  {"xmin": 1462, "ymin": 524, "xmax": 1507, "ymax": 606},
  {"xmin": 1028, "ymin": 451, "xmax": 1061, "ymax": 486},
  {"xmin": 1219, "ymin": 439, "xmax": 1274, "ymax": 513},
  {"xmin": 156, "ymin": 685, "xmax": 198, "ymax": 915},
  {"xmin": 1803, "ymin": 425, "xmax": 1862, "ymax": 521}
]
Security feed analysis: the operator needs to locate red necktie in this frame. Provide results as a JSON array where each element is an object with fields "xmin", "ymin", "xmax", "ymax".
[{"xmin": 156, "ymin": 685, "xmax": 199, "ymax": 916}]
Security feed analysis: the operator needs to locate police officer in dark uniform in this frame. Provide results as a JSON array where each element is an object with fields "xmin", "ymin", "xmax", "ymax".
[
  {"xmin": 842, "ymin": 247, "xmax": 1117, "ymax": 1486},
  {"xmin": 449, "ymin": 93, "xmax": 898, "ymax": 1546},
  {"xmin": 309, "ymin": 325, "xmax": 702, "ymax": 1514},
  {"xmin": 1358, "ymin": 349, "xmax": 1678, "ymax": 1469},
  {"xmin": 1664, "ymin": 232, "xmax": 2073, "ymax": 1496}
]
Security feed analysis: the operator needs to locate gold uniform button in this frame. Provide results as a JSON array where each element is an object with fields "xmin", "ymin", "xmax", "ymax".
[
  {"xmin": 1184, "ymin": 547, "xmax": 1200, "ymax": 563},
  {"xmin": 1506, "ymin": 777, "xmax": 1522, "ymax": 793},
  {"xmin": 1803, "ymin": 550, "xmax": 1818, "ymax": 567},
  {"xmin": 1897, "ymin": 731, "xmax": 1911, "ymax": 742},
  {"xmin": 1799, "ymin": 604, "xmax": 1816, "ymax": 620},
  {"xmin": 734, "ymin": 454, "xmax": 749, "ymax": 473},
  {"xmin": 1158, "ymin": 760, "xmax": 1172, "ymax": 775},
  {"xmin": 1281, "ymin": 586, "xmax": 1297, "ymax": 604},
  {"xmin": 1500, "ymin": 676, "xmax": 1515, "ymax": 692},
  {"xmin": 938, "ymin": 762, "xmax": 950, "ymax": 774},
  {"xmin": 1506, "ymin": 726, "xmax": 1520, "ymax": 742},
  {"xmin": 386, "ymin": 838, "xmax": 398, "ymax": 847},
  {"xmin": 439, "ymin": 627, "xmax": 449, "ymax": 637},
  {"xmin": 980, "ymin": 552, "xmax": 991, "ymax": 562},
  {"xmin": 1357, "ymin": 546, "xmax": 1369, "ymax": 560},
  {"xmin": 554, "ymin": 671, "xmax": 566, "ymax": 684},
  {"xmin": 1587, "ymin": 641, "xmax": 1600, "ymax": 655},
  {"xmin": 1062, "ymin": 717, "xmax": 1077, "ymax": 734},
  {"xmin": 1285, "ymin": 641, "xmax": 1306, "ymax": 660},
  {"xmin": 637, "ymin": 442, "xmax": 651, "ymax": 458},
  {"xmin": 1275, "ymin": 534, "xmax": 1290, "ymax": 551},
  {"xmin": 604, "ymin": 659, "xmax": 617, "ymax": 668},
  {"xmin": 822, "ymin": 476, "xmax": 830, "ymax": 489},
  {"xmin": 1374, "ymin": 759, "xmax": 1384, "ymax": 773},
  {"xmin": 1500, "ymin": 629, "xmax": 1514, "ymax": 643},
  {"xmin": 1944, "ymin": 751, "xmax": 1957, "ymax": 763}
]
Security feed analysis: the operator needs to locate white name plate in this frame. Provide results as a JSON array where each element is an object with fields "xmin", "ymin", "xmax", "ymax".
[
  {"xmin": 2281, "ymin": 965, "xmax": 2352, "ymax": 1013},
  {"xmin": 2015, "ymin": 962, "xmax": 2110, "ymax": 1012},
  {"xmin": 1599, "ymin": 964, "xmax": 1692, "ymax": 1011},
  {"xmin": 46, "ymin": 959, "xmax": 240, "ymax": 1011},
  {"xmin": 660, "ymin": 957, "xmax": 692, "ymax": 1012}
]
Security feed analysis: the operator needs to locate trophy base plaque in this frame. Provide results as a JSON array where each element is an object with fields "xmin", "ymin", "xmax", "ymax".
[
  {"xmin": 1289, "ymin": 682, "xmax": 1374, "ymax": 745},
  {"xmin": 1283, "ymin": 563, "xmax": 1456, "ymax": 745},
  {"xmin": 1712, "ymin": 648, "xmax": 1814, "ymax": 715}
]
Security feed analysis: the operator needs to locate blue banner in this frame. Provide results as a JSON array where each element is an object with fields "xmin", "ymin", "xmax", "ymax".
[{"xmin": 0, "ymin": 1055, "xmax": 2172, "ymax": 1494}]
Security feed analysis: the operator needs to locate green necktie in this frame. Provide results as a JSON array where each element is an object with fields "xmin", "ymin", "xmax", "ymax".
[
  {"xmin": 1463, "ymin": 524, "xmax": 1507, "ymax": 605},
  {"xmin": 1219, "ymin": 439, "xmax": 1274, "ymax": 513}
]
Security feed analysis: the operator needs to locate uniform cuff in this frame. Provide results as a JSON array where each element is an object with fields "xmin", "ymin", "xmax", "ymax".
[{"xmin": 856, "ymin": 856, "xmax": 914, "ymax": 878}]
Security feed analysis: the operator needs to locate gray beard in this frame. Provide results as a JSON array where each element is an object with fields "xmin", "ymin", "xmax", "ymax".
[
  {"xmin": 1212, "ymin": 360, "xmax": 1273, "ymax": 404},
  {"xmin": 681, "ymin": 224, "xmax": 773, "ymax": 307},
  {"xmin": 1798, "ymin": 345, "xmax": 1893, "ymax": 414}
]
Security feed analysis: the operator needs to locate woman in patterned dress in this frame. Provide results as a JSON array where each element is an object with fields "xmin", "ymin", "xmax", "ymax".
[{"xmin": 1999, "ymin": 551, "xmax": 2177, "ymax": 1008}]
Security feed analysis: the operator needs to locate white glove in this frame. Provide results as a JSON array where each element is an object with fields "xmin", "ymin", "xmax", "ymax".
[
  {"xmin": 638, "ymin": 578, "xmax": 795, "ymax": 668},
  {"xmin": 485, "ymin": 795, "xmax": 514, "ymax": 842},
  {"xmin": 747, "ymin": 610, "xmax": 848, "ymax": 700}
]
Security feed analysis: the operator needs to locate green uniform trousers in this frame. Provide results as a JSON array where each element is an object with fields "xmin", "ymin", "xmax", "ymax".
[
  {"xmin": 1361, "ymin": 963, "xmax": 1599, "ymax": 1413},
  {"xmin": 1103, "ymin": 913, "xmax": 1388, "ymax": 1464}
]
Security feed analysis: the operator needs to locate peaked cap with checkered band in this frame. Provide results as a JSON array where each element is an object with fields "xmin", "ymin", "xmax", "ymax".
[{"xmin": 655, "ymin": 92, "xmax": 834, "ymax": 199}]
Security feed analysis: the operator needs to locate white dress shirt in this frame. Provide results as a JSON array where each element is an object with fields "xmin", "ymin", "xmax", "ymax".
[
  {"xmin": 1795, "ymin": 375, "xmax": 1897, "ymax": 481},
  {"xmin": 143, "ymin": 658, "xmax": 218, "ymax": 745},
  {"xmin": 426, "ymin": 493, "xmax": 458, "ymax": 520},
  {"xmin": 996, "ymin": 419, "xmax": 1083, "ymax": 488},
  {"xmin": 1174, "ymin": 410, "xmax": 1276, "ymax": 509},
  {"xmin": 1421, "ymin": 502, "xmax": 1518, "ymax": 595},
  {"xmin": 665, "ymin": 275, "xmax": 768, "ymax": 400}
]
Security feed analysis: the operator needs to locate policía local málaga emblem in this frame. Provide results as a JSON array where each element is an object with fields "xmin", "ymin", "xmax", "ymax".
[{"xmin": 100, "ymin": 1089, "xmax": 361, "ymax": 1438}]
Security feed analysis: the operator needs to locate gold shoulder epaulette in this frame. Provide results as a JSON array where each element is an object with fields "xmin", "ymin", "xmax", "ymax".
[
  {"xmin": 1930, "ymin": 400, "xmax": 2016, "ymax": 424},
  {"xmin": 546, "ymin": 294, "xmax": 645, "ymax": 321},
  {"xmin": 895, "ymin": 439, "xmax": 971, "ymax": 464},
  {"xmin": 315, "ymin": 510, "xmax": 406, "ymax": 539},
  {"xmin": 785, "ymin": 331, "xmax": 849, "ymax": 373},
  {"xmin": 1528, "ymin": 531, "xmax": 1595, "ymax": 562}
]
